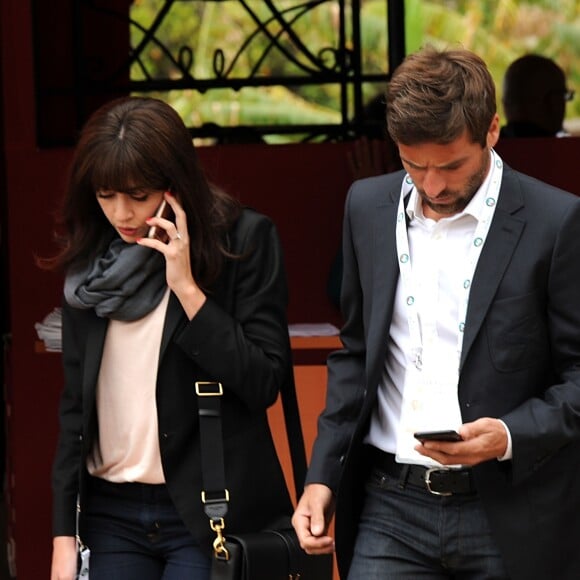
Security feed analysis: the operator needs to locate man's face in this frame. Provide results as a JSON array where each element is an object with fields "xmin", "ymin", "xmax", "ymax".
[{"xmin": 398, "ymin": 115, "xmax": 500, "ymax": 220}]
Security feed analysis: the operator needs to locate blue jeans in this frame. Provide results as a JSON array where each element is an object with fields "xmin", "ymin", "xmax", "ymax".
[
  {"xmin": 81, "ymin": 477, "xmax": 211, "ymax": 580},
  {"xmin": 347, "ymin": 466, "xmax": 510, "ymax": 579}
]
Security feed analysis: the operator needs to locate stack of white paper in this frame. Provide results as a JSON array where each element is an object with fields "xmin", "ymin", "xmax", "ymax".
[
  {"xmin": 288, "ymin": 323, "xmax": 340, "ymax": 337},
  {"xmin": 35, "ymin": 307, "xmax": 62, "ymax": 352}
]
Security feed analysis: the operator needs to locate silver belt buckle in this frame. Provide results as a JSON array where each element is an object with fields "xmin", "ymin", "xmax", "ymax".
[{"xmin": 424, "ymin": 467, "xmax": 452, "ymax": 496}]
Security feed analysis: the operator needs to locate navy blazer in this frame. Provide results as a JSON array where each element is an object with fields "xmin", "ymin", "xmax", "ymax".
[
  {"xmin": 52, "ymin": 208, "xmax": 293, "ymax": 550},
  {"xmin": 307, "ymin": 166, "xmax": 580, "ymax": 580}
]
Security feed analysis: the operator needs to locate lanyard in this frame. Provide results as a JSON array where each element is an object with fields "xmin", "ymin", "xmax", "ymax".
[{"xmin": 395, "ymin": 149, "xmax": 503, "ymax": 371}]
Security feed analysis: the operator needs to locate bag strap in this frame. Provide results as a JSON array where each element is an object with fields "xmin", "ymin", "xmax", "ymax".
[
  {"xmin": 196, "ymin": 364, "xmax": 309, "ymax": 555},
  {"xmin": 278, "ymin": 363, "xmax": 308, "ymax": 500},
  {"xmin": 196, "ymin": 381, "xmax": 230, "ymax": 559}
]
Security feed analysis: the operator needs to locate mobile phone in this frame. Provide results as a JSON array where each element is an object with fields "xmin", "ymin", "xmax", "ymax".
[
  {"xmin": 414, "ymin": 430, "xmax": 463, "ymax": 442},
  {"xmin": 147, "ymin": 199, "xmax": 173, "ymax": 242}
]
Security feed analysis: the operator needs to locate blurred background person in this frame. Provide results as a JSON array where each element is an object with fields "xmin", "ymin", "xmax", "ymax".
[{"xmin": 500, "ymin": 54, "xmax": 574, "ymax": 138}]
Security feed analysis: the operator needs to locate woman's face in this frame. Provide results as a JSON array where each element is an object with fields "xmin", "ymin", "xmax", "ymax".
[{"xmin": 96, "ymin": 189, "xmax": 165, "ymax": 243}]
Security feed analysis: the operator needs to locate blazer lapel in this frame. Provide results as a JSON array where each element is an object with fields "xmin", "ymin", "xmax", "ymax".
[
  {"xmin": 83, "ymin": 315, "xmax": 108, "ymax": 400},
  {"xmin": 460, "ymin": 169, "xmax": 525, "ymax": 369},
  {"xmin": 366, "ymin": 188, "xmax": 400, "ymax": 379}
]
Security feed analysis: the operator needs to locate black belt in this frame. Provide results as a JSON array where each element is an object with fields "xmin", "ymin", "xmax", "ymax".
[
  {"xmin": 370, "ymin": 447, "xmax": 477, "ymax": 496},
  {"xmin": 87, "ymin": 475, "xmax": 170, "ymax": 501}
]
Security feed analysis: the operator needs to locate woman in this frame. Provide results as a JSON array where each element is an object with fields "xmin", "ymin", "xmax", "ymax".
[{"xmin": 47, "ymin": 96, "xmax": 293, "ymax": 579}]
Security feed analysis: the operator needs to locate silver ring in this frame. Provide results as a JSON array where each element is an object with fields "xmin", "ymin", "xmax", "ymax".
[{"xmin": 173, "ymin": 232, "xmax": 182, "ymax": 241}]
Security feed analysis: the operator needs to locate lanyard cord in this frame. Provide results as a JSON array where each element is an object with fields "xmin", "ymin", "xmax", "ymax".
[{"xmin": 394, "ymin": 150, "xmax": 504, "ymax": 370}]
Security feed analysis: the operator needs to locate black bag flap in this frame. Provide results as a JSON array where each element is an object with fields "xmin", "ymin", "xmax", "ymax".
[{"xmin": 227, "ymin": 527, "xmax": 333, "ymax": 580}]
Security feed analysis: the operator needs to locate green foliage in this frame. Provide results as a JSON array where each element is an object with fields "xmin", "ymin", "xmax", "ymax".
[
  {"xmin": 413, "ymin": 0, "xmax": 580, "ymax": 126},
  {"xmin": 170, "ymin": 86, "xmax": 340, "ymax": 127},
  {"xmin": 131, "ymin": 0, "xmax": 347, "ymax": 137},
  {"xmin": 130, "ymin": 0, "xmax": 580, "ymax": 137}
]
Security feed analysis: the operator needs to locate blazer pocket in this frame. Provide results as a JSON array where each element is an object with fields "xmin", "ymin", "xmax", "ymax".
[{"xmin": 486, "ymin": 291, "xmax": 549, "ymax": 372}]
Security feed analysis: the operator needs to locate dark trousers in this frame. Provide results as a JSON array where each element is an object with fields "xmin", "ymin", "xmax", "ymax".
[
  {"xmin": 347, "ymin": 455, "xmax": 510, "ymax": 579},
  {"xmin": 81, "ymin": 476, "xmax": 211, "ymax": 580}
]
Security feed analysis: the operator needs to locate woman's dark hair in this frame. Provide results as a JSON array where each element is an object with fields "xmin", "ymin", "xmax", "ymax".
[
  {"xmin": 41, "ymin": 96, "xmax": 241, "ymax": 288},
  {"xmin": 387, "ymin": 46, "xmax": 497, "ymax": 147}
]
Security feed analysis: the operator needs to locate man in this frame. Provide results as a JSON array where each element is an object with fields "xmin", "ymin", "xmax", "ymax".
[
  {"xmin": 292, "ymin": 46, "xmax": 580, "ymax": 580},
  {"xmin": 501, "ymin": 53, "xmax": 573, "ymax": 138}
]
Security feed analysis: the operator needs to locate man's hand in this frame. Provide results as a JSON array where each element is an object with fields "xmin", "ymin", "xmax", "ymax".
[
  {"xmin": 414, "ymin": 417, "xmax": 509, "ymax": 466},
  {"xmin": 291, "ymin": 483, "xmax": 335, "ymax": 555}
]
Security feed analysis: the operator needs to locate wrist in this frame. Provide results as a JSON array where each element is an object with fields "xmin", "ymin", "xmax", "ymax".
[
  {"xmin": 53, "ymin": 535, "xmax": 76, "ymax": 546},
  {"xmin": 176, "ymin": 283, "xmax": 207, "ymax": 319}
]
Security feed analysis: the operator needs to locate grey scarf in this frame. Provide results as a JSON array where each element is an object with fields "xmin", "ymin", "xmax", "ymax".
[{"xmin": 64, "ymin": 237, "xmax": 166, "ymax": 321}]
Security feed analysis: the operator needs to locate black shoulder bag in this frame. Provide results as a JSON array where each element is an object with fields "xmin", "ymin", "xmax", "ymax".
[{"xmin": 196, "ymin": 373, "xmax": 334, "ymax": 580}]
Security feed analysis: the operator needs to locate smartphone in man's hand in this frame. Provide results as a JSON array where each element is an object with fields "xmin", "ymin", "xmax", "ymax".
[{"xmin": 414, "ymin": 430, "xmax": 463, "ymax": 442}]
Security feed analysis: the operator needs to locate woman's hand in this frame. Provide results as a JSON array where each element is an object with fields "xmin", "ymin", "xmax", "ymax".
[
  {"xmin": 51, "ymin": 536, "xmax": 78, "ymax": 580},
  {"xmin": 138, "ymin": 192, "xmax": 206, "ymax": 319}
]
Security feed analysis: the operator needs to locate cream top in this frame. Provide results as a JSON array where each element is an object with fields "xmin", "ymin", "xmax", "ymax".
[{"xmin": 87, "ymin": 288, "xmax": 170, "ymax": 483}]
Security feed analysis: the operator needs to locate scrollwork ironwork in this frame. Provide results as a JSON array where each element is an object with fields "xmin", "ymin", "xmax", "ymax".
[{"xmin": 34, "ymin": 0, "xmax": 405, "ymax": 145}]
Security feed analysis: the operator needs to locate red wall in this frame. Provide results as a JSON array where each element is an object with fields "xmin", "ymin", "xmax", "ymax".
[
  {"xmin": 3, "ymin": 1, "xmax": 580, "ymax": 577},
  {"xmin": 197, "ymin": 143, "xmax": 349, "ymax": 325}
]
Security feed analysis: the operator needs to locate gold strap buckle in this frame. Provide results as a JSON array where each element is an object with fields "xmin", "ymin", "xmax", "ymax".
[
  {"xmin": 201, "ymin": 489, "xmax": 230, "ymax": 504},
  {"xmin": 210, "ymin": 518, "xmax": 229, "ymax": 560},
  {"xmin": 195, "ymin": 381, "xmax": 223, "ymax": 396}
]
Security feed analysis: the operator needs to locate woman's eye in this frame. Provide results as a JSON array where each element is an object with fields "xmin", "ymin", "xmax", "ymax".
[
  {"xmin": 96, "ymin": 191, "xmax": 114, "ymax": 199},
  {"xmin": 127, "ymin": 189, "xmax": 154, "ymax": 201}
]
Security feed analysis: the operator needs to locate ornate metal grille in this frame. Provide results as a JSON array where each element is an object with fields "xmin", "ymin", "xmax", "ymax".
[{"xmin": 33, "ymin": 0, "xmax": 405, "ymax": 145}]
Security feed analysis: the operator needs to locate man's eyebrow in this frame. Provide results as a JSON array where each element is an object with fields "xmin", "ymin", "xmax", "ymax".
[{"xmin": 401, "ymin": 157, "xmax": 467, "ymax": 170}]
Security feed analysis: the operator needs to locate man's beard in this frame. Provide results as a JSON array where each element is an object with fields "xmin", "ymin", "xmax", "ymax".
[{"xmin": 419, "ymin": 150, "xmax": 490, "ymax": 216}]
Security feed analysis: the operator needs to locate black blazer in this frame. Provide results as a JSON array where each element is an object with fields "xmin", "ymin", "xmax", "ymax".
[
  {"xmin": 52, "ymin": 208, "xmax": 293, "ymax": 549},
  {"xmin": 307, "ymin": 166, "xmax": 580, "ymax": 580}
]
